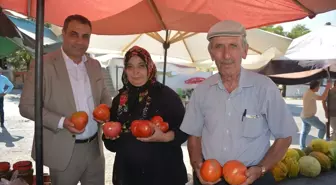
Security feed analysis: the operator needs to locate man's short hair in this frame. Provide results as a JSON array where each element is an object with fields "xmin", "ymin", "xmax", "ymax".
[
  {"xmin": 63, "ymin": 14, "xmax": 92, "ymax": 31},
  {"xmin": 309, "ymin": 80, "xmax": 321, "ymax": 90}
]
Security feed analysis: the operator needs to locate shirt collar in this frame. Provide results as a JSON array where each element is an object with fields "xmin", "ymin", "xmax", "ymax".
[{"xmin": 209, "ymin": 67, "xmax": 254, "ymax": 89}]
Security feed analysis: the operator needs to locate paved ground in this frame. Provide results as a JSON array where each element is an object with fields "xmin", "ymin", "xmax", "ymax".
[{"xmin": 1, "ymin": 90, "xmax": 335, "ymax": 185}]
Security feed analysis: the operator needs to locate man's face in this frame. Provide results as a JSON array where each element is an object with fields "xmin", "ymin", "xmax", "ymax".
[
  {"xmin": 209, "ymin": 36, "xmax": 248, "ymax": 77},
  {"xmin": 62, "ymin": 20, "xmax": 91, "ymax": 59}
]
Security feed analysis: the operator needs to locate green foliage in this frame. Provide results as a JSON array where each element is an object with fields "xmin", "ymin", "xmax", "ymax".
[
  {"xmin": 6, "ymin": 49, "xmax": 32, "ymax": 71},
  {"xmin": 286, "ymin": 24, "xmax": 311, "ymax": 39},
  {"xmin": 260, "ymin": 24, "xmax": 311, "ymax": 39}
]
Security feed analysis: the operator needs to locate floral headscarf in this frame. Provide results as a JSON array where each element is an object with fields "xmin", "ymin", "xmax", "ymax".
[
  {"xmin": 117, "ymin": 46, "xmax": 158, "ymax": 132},
  {"xmin": 121, "ymin": 46, "xmax": 157, "ymax": 88}
]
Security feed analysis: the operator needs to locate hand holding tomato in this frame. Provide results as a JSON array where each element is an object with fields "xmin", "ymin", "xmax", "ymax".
[
  {"xmin": 151, "ymin": 116, "xmax": 169, "ymax": 133},
  {"xmin": 196, "ymin": 162, "xmax": 222, "ymax": 185},
  {"xmin": 63, "ymin": 117, "xmax": 85, "ymax": 134},
  {"xmin": 137, "ymin": 124, "xmax": 174, "ymax": 142},
  {"xmin": 103, "ymin": 122, "xmax": 122, "ymax": 140},
  {"xmin": 238, "ymin": 166, "xmax": 261, "ymax": 185},
  {"xmin": 93, "ymin": 104, "xmax": 110, "ymax": 123},
  {"xmin": 222, "ymin": 160, "xmax": 248, "ymax": 185}
]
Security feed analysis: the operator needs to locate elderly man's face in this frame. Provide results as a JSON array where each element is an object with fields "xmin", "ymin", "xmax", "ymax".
[{"xmin": 209, "ymin": 36, "xmax": 248, "ymax": 77}]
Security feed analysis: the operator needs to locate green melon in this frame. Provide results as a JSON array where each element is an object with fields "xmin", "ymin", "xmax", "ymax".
[{"xmin": 298, "ymin": 156, "xmax": 321, "ymax": 177}]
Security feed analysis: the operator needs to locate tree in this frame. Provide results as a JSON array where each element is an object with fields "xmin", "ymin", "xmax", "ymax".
[
  {"xmin": 260, "ymin": 25, "xmax": 287, "ymax": 37},
  {"xmin": 260, "ymin": 24, "xmax": 310, "ymax": 39},
  {"xmin": 286, "ymin": 24, "xmax": 310, "ymax": 39},
  {"xmin": 6, "ymin": 49, "xmax": 32, "ymax": 71}
]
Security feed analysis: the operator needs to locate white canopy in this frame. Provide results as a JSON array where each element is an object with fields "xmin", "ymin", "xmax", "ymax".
[
  {"xmin": 88, "ymin": 29, "xmax": 292, "ymax": 69},
  {"xmin": 277, "ymin": 24, "xmax": 336, "ymax": 61}
]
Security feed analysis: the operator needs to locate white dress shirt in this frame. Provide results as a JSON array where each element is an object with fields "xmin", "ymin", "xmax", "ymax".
[{"xmin": 58, "ymin": 49, "xmax": 98, "ymax": 140}]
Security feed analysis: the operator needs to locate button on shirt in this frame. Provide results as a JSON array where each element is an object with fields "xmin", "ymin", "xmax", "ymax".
[
  {"xmin": 180, "ymin": 68, "xmax": 298, "ymax": 166},
  {"xmin": 57, "ymin": 49, "xmax": 97, "ymax": 140},
  {"xmin": 0, "ymin": 75, "xmax": 14, "ymax": 94}
]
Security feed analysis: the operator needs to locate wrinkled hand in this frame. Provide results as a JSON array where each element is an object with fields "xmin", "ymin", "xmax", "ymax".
[
  {"xmin": 63, "ymin": 118, "xmax": 85, "ymax": 134},
  {"xmin": 195, "ymin": 163, "xmax": 222, "ymax": 185},
  {"xmin": 239, "ymin": 166, "xmax": 262, "ymax": 185},
  {"xmin": 137, "ymin": 125, "xmax": 172, "ymax": 142}
]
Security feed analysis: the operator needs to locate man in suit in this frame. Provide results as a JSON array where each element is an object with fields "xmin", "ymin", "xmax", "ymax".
[{"xmin": 19, "ymin": 14, "xmax": 112, "ymax": 185}]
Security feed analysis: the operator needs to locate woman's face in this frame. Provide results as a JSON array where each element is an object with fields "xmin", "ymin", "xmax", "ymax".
[{"xmin": 125, "ymin": 56, "xmax": 148, "ymax": 87}]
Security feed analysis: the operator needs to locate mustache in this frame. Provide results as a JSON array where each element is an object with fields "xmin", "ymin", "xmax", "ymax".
[
  {"xmin": 219, "ymin": 59, "xmax": 234, "ymax": 65},
  {"xmin": 72, "ymin": 45, "xmax": 87, "ymax": 49}
]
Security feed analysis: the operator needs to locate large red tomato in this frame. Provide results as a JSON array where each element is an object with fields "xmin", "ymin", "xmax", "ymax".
[
  {"xmin": 71, "ymin": 111, "xmax": 89, "ymax": 130},
  {"xmin": 151, "ymin": 116, "xmax": 163, "ymax": 124},
  {"xmin": 13, "ymin": 161, "xmax": 33, "ymax": 171},
  {"xmin": 98, "ymin": 104, "xmax": 109, "ymax": 110},
  {"xmin": 93, "ymin": 104, "xmax": 110, "ymax": 122},
  {"xmin": 200, "ymin": 159, "xmax": 222, "ymax": 183},
  {"xmin": 103, "ymin": 122, "xmax": 122, "ymax": 138},
  {"xmin": 131, "ymin": 120, "xmax": 154, "ymax": 138},
  {"xmin": 0, "ymin": 162, "xmax": 10, "ymax": 172},
  {"xmin": 222, "ymin": 160, "xmax": 247, "ymax": 185}
]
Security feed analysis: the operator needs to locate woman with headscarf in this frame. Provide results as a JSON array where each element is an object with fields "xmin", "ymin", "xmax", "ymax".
[{"xmin": 103, "ymin": 46, "xmax": 189, "ymax": 185}]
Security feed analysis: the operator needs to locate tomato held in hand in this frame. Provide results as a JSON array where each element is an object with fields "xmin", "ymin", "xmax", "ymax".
[
  {"xmin": 151, "ymin": 116, "xmax": 163, "ymax": 124},
  {"xmin": 71, "ymin": 111, "xmax": 89, "ymax": 130},
  {"xmin": 131, "ymin": 120, "xmax": 154, "ymax": 138},
  {"xmin": 200, "ymin": 159, "xmax": 222, "ymax": 183},
  {"xmin": 157, "ymin": 121, "xmax": 169, "ymax": 132},
  {"xmin": 103, "ymin": 122, "xmax": 122, "ymax": 138},
  {"xmin": 222, "ymin": 160, "xmax": 247, "ymax": 185},
  {"xmin": 93, "ymin": 104, "xmax": 110, "ymax": 122}
]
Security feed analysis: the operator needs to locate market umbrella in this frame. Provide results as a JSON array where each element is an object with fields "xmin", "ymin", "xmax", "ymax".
[
  {"xmin": 1, "ymin": 0, "xmax": 336, "ymax": 34},
  {"xmin": 87, "ymin": 28, "xmax": 292, "ymax": 83},
  {"xmin": 0, "ymin": 9, "xmax": 62, "ymax": 58},
  {"xmin": 88, "ymin": 29, "xmax": 292, "ymax": 63},
  {"xmin": 2, "ymin": 1, "xmax": 336, "ymax": 184},
  {"xmin": 260, "ymin": 23, "xmax": 336, "ymax": 85},
  {"xmin": 0, "ymin": 8, "xmax": 35, "ymax": 58},
  {"xmin": 0, "ymin": 37, "xmax": 20, "ymax": 59}
]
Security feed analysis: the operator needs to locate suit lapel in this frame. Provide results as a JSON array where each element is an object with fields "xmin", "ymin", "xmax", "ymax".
[
  {"xmin": 85, "ymin": 59, "xmax": 99, "ymax": 107},
  {"xmin": 53, "ymin": 50, "xmax": 77, "ymax": 112}
]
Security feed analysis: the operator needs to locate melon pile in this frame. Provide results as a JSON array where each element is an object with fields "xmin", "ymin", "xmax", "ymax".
[{"xmin": 271, "ymin": 139, "xmax": 336, "ymax": 182}]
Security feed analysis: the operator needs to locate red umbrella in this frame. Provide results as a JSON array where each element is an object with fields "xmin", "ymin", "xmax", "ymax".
[
  {"xmin": 185, "ymin": 77, "xmax": 206, "ymax": 84},
  {"xmin": 1, "ymin": 0, "xmax": 336, "ymax": 35},
  {"xmin": 2, "ymin": 1, "xmax": 334, "ymax": 184}
]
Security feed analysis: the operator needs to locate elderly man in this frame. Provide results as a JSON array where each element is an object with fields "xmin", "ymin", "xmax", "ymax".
[{"xmin": 180, "ymin": 20, "xmax": 298, "ymax": 185}]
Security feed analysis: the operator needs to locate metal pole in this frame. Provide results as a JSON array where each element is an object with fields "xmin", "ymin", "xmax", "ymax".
[
  {"xmin": 162, "ymin": 30, "xmax": 170, "ymax": 85},
  {"xmin": 116, "ymin": 66, "xmax": 119, "ymax": 90},
  {"xmin": 35, "ymin": 0, "xmax": 45, "ymax": 184},
  {"xmin": 326, "ymin": 68, "xmax": 331, "ymax": 141}
]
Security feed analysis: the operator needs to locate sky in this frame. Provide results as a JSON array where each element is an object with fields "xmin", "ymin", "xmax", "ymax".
[{"xmin": 276, "ymin": 10, "xmax": 336, "ymax": 32}]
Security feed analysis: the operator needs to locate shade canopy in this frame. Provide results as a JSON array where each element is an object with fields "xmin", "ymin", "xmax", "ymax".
[{"xmin": 1, "ymin": 0, "xmax": 336, "ymax": 35}]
